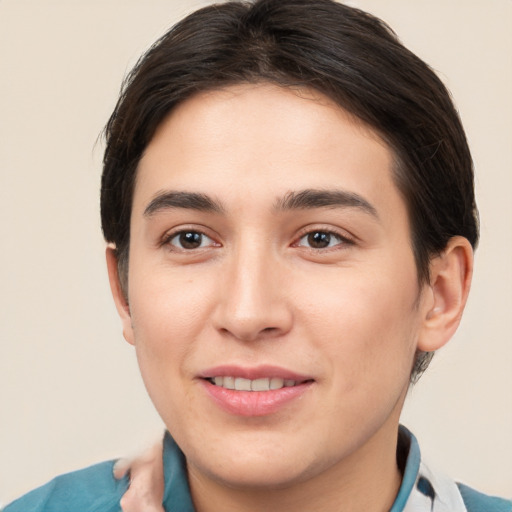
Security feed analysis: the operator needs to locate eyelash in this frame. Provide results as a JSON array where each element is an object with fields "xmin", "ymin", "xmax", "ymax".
[
  {"xmin": 162, "ymin": 229, "xmax": 218, "ymax": 251},
  {"xmin": 293, "ymin": 228, "xmax": 355, "ymax": 251},
  {"xmin": 161, "ymin": 227, "xmax": 354, "ymax": 253}
]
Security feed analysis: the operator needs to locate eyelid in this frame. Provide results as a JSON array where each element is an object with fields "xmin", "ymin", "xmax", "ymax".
[
  {"xmin": 160, "ymin": 225, "xmax": 221, "ymax": 250},
  {"xmin": 292, "ymin": 225, "xmax": 356, "ymax": 249}
]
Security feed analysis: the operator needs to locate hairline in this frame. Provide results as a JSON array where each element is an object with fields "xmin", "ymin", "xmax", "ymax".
[{"xmin": 114, "ymin": 80, "xmax": 434, "ymax": 295}]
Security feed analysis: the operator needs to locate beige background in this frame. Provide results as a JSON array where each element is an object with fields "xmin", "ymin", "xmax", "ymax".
[{"xmin": 0, "ymin": 0, "xmax": 511, "ymax": 505}]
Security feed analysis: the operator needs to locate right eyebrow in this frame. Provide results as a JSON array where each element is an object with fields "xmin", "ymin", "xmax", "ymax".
[
  {"xmin": 274, "ymin": 188, "xmax": 379, "ymax": 219},
  {"xmin": 143, "ymin": 191, "xmax": 225, "ymax": 217}
]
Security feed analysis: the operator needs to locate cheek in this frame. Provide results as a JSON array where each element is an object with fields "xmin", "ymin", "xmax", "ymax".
[
  {"xmin": 130, "ymin": 265, "xmax": 213, "ymax": 336},
  {"xmin": 127, "ymin": 268, "xmax": 216, "ymax": 392},
  {"xmin": 297, "ymin": 264, "xmax": 420, "ymax": 384}
]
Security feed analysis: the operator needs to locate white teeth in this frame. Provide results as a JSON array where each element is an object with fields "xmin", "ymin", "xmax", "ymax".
[
  {"xmin": 270, "ymin": 377, "xmax": 284, "ymax": 390},
  {"xmin": 210, "ymin": 376, "xmax": 297, "ymax": 391},
  {"xmin": 223, "ymin": 376, "xmax": 235, "ymax": 389},
  {"xmin": 251, "ymin": 378, "xmax": 270, "ymax": 391},
  {"xmin": 234, "ymin": 377, "xmax": 252, "ymax": 391}
]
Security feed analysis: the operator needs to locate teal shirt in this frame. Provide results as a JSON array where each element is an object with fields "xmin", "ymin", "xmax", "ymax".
[
  {"xmin": 4, "ymin": 429, "xmax": 511, "ymax": 512},
  {"xmin": 4, "ymin": 434, "xmax": 194, "ymax": 512}
]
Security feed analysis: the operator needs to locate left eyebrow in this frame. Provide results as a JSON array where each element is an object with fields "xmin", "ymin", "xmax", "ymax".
[
  {"xmin": 143, "ymin": 191, "xmax": 225, "ymax": 217},
  {"xmin": 274, "ymin": 189, "xmax": 379, "ymax": 219}
]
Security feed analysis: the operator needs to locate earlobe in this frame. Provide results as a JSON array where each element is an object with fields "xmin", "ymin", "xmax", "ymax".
[
  {"xmin": 105, "ymin": 245, "xmax": 135, "ymax": 346},
  {"xmin": 417, "ymin": 236, "xmax": 473, "ymax": 353}
]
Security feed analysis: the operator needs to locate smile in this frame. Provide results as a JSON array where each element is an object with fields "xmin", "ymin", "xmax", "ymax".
[
  {"xmin": 208, "ymin": 376, "xmax": 299, "ymax": 391},
  {"xmin": 201, "ymin": 369, "xmax": 315, "ymax": 416}
]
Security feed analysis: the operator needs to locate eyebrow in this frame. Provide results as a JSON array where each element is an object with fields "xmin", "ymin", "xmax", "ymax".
[
  {"xmin": 143, "ymin": 188, "xmax": 378, "ymax": 219},
  {"xmin": 144, "ymin": 191, "xmax": 224, "ymax": 216},
  {"xmin": 274, "ymin": 189, "xmax": 379, "ymax": 218}
]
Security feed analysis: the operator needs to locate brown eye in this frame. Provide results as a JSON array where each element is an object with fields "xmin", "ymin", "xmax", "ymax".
[
  {"xmin": 297, "ymin": 231, "xmax": 346, "ymax": 249},
  {"xmin": 308, "ymin": 232, "xmax": 331, "ymax": 248},
  {"xmin": 168, "ymin": 231, "xmax": 213, "ymax": 250}
]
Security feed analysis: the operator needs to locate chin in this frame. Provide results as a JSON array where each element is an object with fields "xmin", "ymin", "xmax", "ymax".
[
  {"xmin": 200, "ymin": 457, "xmax": 311, "ymax": 490},
  {"xmin": 185, "ymin": 430, "xmax": 333, "ymax": 491}
]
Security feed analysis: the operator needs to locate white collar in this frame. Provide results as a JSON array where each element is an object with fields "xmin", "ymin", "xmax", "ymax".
[{"xmin": 395, "ymin": 426, "xmax": 467, "ymax": 512}]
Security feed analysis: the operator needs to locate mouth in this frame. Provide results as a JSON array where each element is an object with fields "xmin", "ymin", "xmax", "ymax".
[
  {"xmin": 206, "ymin": 376, "xmax": 309, "ymax": 391},
  {"xmin": 199, "ymin": 367, "xmax": 315, "ymax": 416}
]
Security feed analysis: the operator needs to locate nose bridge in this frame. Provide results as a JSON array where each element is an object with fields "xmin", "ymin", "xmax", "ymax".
[{"xmin": 214, "ymin": 235, "xmax": 292, "ymax": 341}]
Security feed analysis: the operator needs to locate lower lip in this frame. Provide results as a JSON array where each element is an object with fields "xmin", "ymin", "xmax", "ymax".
[{"xmin": 201, "ymin": 380, "xmax": 313, "ymax": 417}]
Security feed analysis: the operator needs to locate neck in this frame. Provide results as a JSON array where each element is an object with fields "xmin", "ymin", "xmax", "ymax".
[{"xmin": 188, "ymin": 423, "xmax": 403, "ymax": 512}]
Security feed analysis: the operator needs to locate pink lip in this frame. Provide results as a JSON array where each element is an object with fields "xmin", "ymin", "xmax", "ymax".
[
  {"xmin": 199, "ymin": 364, "xmax": 313, "ymax": 382},
  {"xmin": 198, "ymin": 365, "xmax": 314, "ymax": 417}
]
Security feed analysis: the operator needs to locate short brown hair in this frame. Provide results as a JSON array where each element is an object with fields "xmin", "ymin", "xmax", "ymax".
[{"xmin": 101, "ymin": 0, "xmax": 479, "ymax": 380}]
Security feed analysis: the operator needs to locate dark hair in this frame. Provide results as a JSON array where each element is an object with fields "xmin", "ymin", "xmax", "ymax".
[{"xmin": 101, "ymin": 0, "xmax": 479, "ymax": 380}]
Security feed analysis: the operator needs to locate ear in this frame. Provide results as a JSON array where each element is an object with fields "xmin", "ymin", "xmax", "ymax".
[
  {"xmin": 417, "ymin": 236, "xmax": 473, "ymax": 352},
  {"xmin": 106, "ymin": 245, "xmax": 135, "ymax": 346}
]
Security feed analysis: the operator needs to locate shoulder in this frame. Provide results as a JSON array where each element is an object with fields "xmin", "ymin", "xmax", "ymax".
[
  {"xmin": 3, "ymin": 460, "xmax": 129, "ymax": 512},
  {"xmin": 397, "ymin": 426, "xmax": 511, "ymax": 512},
  {"xmin": 457, "ymin": 483, "xmax": 512, "ymax": 512}
]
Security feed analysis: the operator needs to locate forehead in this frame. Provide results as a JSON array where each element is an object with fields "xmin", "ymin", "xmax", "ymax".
[{"xmin": 133, "ymin": 83, "xmax": 404, "ymax": 226}]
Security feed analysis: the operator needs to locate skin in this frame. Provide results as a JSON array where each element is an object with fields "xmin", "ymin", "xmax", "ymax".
[
  {"xmin": 113, "ymin": 442, "xmax": 164, "ymax": 512},
  {"xmin": 107, "ymin": 83, "xmax": 472, "ymax": 512}
]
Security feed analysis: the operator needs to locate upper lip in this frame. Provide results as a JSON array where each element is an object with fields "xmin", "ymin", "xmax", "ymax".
[{"xmin": 198, "ymin": 364, "xmax": 314, "ymax": 382}]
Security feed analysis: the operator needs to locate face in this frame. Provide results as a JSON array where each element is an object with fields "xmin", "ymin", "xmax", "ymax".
[{"xmin": 113, "ymin": 84, "xmax": 435, "ymax": 491}]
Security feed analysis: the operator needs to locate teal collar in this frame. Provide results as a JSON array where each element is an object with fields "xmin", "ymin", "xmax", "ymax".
[{"xmin": 161, "ymin": 426, "xmax": 423, "ymax": 512}]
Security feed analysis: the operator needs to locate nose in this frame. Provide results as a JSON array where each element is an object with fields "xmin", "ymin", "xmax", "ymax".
[{"xmin": 212, "ymin": 244, "xmax": 293, "ymax": 342}]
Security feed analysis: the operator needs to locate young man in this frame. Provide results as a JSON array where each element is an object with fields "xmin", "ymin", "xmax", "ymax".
[{"xmin": 4, "ymin": 0, "xmax": 511, "ymax": 511}]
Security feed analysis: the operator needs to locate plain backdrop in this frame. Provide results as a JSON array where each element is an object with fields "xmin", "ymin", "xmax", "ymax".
[{"xmin": 0, "ymin": 0, "xmax": 511, "ymax": 505}]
